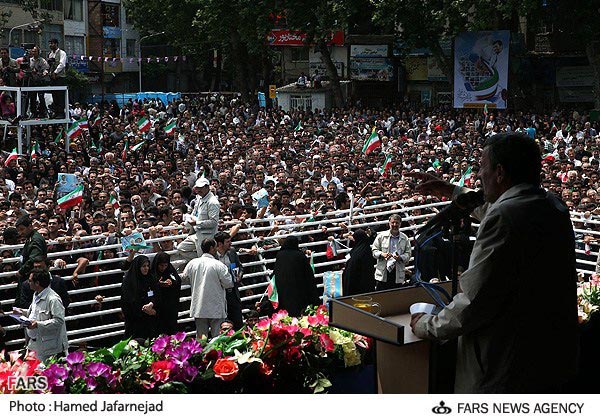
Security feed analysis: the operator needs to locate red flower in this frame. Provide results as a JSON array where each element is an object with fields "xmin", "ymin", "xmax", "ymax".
[
  {"xmin": 204, "ymin": 349, "xmax": 220, "ymax": 363},
  {"xmin": 268, "ymin": 327, "xmax": 291, "ymax": 346},
  {"xmin": 283, "ymin": 346, "xmax": 302, "ymax": 363},
  {"xmin": 213, "ymin": 357, "xmax": 239, "ymax": 381},
  {"xmin": 150, "ymin": 360, "xmax": 174, "ymax": 383},
  {"xmin": 319, "ymin": 333, "xmax": 335, "ymax": 352},
  {"xmin": 259, "ymin": 362, "xmax": 273, "ymax": 376}
]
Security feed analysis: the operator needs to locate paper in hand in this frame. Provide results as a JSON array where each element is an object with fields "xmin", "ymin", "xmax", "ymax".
[
  {"xmin": 410, "ymin": 302, "xmax": 442, "ymax": 316},
  {"xmin": 121, "ymin": 231, "xmax": 152, "ymax": 251}
]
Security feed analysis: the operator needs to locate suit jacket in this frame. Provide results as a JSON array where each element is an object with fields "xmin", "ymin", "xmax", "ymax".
[
  {"xmin": 414, "ymin": 184, "xmax": 578, "ymax": 393},
  {"xmin": 192, "ymin": 191, "xmax": 220, "ymax": 238},
  {"xmin": 371, "ymin": 230, "xmax": 411, "ymax": 284},
  {"xmin": 182, "ymin": 253, "xmax": 233, "ymax": 319},
  {"xmin": 18, "ymin": 230, "xmax": 47, "ymax": 278},
  {"xmin": 26, "ymin": 287, "xmax": 68, "ymax": 362}
]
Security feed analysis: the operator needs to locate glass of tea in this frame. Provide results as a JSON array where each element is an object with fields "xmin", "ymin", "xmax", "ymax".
[{"xmin": 351, "ymin": 296, "xmax": 381, "ymax": 315}]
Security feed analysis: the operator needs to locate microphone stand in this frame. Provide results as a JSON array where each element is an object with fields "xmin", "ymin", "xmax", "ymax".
[{"xmin": 415, "ymin": 202, "xmax": 474, "ymax": 394}]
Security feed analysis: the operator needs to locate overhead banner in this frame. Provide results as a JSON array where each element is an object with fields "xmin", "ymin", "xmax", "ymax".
[
  {"xmin": 267, "ymin": 30, "xmax": 344, "ymax": 46},
  {"xmin": 453, "ymin": 31, "xmax": 509, "ymax": 109}
]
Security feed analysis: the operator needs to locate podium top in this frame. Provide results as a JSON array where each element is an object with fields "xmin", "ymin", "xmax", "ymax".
[{"xmin": 328, "ymin": 282, "xmax": 453, "ymax": 346}]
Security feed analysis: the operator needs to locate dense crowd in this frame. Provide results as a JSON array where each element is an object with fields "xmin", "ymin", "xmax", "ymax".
[{"xmin": 1, "ymin": 95, "xmax": 599, "ymax": 349}]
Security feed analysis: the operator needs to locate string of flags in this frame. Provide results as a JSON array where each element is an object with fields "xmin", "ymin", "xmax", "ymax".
[{"xmin": 71, "ymin": 54, "xmax": 187, "ymax": 64}]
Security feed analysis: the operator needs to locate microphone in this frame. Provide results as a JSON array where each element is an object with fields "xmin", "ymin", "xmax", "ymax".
[
  {"xmin": 420, "ymin": 190, "xmax": 484, "ymax": 233},
  {"xmin": 454, "ymin": 189, "xmax": 485, "ymax": 212}
]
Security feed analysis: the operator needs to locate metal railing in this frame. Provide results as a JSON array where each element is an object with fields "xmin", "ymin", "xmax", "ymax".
[{"xmin": 0, "ymin": 198, "xmax": 598, "ymax": 349}]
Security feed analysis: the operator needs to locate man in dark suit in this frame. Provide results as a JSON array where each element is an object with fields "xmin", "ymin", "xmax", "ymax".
[
  {"xmin": 14, "ymin": 215, "xmax": 47, "ymax": 308},
  {"xmin": 215, "ymin": 231, "xmax": 244, "ymax": 330}
]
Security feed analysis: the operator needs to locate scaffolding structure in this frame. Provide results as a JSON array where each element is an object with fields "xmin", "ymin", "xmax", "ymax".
[{"xmin": 0, "ymin": 85, "xmax": 69, "ymax": 153}]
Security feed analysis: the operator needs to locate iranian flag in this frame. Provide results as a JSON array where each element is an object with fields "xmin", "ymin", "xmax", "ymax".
[
  {"xmin": 67, "ymin": 121, "xmax": 82, "ymax": 139},
  {"xmin": 379, "ymin": 154, "xmax": 393, "ymax": 178},
  {"xmin": 57, "ymin": 185, "xmax": 84, "ymax": 209},
  {"xmin": 109, "ymin": 195, "xmax": 119, "ymax": 209},
  {"xmin": 4, "ymin": 148, "xmax": 18, "ymax": 167},
  {"xmin": 164, "ymin": 121, "xmax": 176, "ymax": 135},
  {"xmin": 266, "ymin": 275, "xmax": 278, "ymax": 309},
  {"xmin": 130, "ymin": 141, "xmax": 146, "ymax": 153},
  {"xmin": 54, "ymin": 129, "xmax": 63, "ymax": 144},
  {"xmin": 92, "ymin": 114, "xmax": 101, "ymax": 127},
  {"xmin": 294, "ymin": 121, "xmax": 302, "ymax": 131},
  {"xmin": 30, "ymin": 142, "xmax": 40, "ymax": 160},
  {"xmin": 458, "ymin": 166, "xmax": 473, "ymax": 187},
  {"xmin": 78, "ymin": 117, "xmax": 89, "ymax": 130},
  {"xmin": 361, "ymin": 127, "xmax": 381, "ymax": 155},
  {"xmin": 137, "ymin": 117, "xmax": 151, "ymax": 133},
  {"xmin": 325, "ymin": 239, "xmax": 339, "ymax": 260},
  {"xmin": 122, "ymin": 139, "xmax": 129, "ymax": 160}
]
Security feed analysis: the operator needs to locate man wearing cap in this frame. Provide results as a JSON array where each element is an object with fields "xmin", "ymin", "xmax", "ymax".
[{"xmin": 176, "ymin": 177, "xmax": 220, "ymax": 263}]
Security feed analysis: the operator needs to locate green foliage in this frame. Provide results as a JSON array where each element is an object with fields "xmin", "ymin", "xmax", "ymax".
[{"xmin": 65, "ymin": 67, "xmax": 90, "ymax": 102}]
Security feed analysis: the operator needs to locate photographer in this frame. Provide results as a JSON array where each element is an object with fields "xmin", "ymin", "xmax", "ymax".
[
  {"xmin": 47, "ymin": 38, "xmax": 67, "ymax": 119},
  {"xmin": 0, "ymin": 47, "xmax": 19, "ymax": 87},
  {"xmin": 27, "ymin": 46, "xmax": 49, "ymax": 118}
]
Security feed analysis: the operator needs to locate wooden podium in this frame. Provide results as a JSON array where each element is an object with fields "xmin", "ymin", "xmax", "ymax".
[{"xmin": 329, "ymin": 282, "xmax": 453, "ymax": 394}]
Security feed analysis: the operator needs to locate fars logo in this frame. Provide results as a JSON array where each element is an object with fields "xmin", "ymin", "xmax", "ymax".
[
  {"xmin": 7, "ymin": 376, "xmax": 48, "ymax": 391},
  {"xmin": 432, "ymin": 401, "xmax": 452, "ymax": 414}
]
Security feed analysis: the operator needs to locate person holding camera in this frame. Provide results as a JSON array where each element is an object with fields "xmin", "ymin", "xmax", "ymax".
[
  {"xmin": 27, "ymin": 46, "xmax": 49, "ymax": 118},
  {"xmin": 47, "ymin": 38, "xmax": 67, "ymax": 119},
  {"xmin": 0, "ymin": 47, "xmax": 19, "ymax": 87}
]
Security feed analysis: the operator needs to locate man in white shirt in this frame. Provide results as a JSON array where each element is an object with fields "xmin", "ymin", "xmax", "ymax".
[
  {"xmin": 181, "ymin": 238, "xmax": 233, "ymax": 338},
  {"xmin": 47, "ymin": 38, "xmax": 67, "ymax": 118}
]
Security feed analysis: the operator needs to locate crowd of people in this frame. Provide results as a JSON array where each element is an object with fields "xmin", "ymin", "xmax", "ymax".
[{"xmin": 0, "ymin": 93, "xmax": 599, "ymax": 352}]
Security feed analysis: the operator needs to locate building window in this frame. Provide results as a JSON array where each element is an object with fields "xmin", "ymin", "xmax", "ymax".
[
  {"xmin": 103, "ymin": 38, "xmax": 121, "ymax": 58},
  {"xmin": 290, "ymin": 94, "xmax": 312, "ymax": 110},
  {"xmin": 65, "ymin": 36, "xmax": 86, "ymax": 56},
  {"xmin": 290, "ymin": 47, "xmax": 309, "ymax": 62},
  {"xmin": 40, "ymin": 0, "xmax": 63, "ymax": 11},
  {"xmin": 102, "ymin": 3, "xmax": 120, "ymax": 27},
  {"xmin": 65, "ymin": 0, "xmax": 84, "ymax": 21},
  {"xmin": 41, "ymin": 24, "xmax": 63, "ymax": 53},
  {"xmin": 126, "ymin": 39, "xmax": 136, "ymax": 57}
]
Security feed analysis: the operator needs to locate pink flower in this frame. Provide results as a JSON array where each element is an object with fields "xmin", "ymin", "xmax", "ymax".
[
  {"xmin": 307, "ymin": 313, "xmax": 328, "ymax": 327},
  {"xmin": 256, "ymin": 318, "xmax": 271, "ymax": 331},
  {"xmin": 272, "ymin": 310, "xmax": 289, "ymax": 323},
  {"xmin": 319, "ymin": 333, "xmax": 335, "ymax": 352}
]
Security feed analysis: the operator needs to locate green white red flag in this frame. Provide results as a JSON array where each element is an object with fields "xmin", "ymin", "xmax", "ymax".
[
  {"xmin": 164, "ymin": 121, "xmax": 176, "ymax": 135},
  {"xmin": 57, "ymin": 185, "xmax": 84, "ymax": 209},
  {"xmin": 379, "ymin": 154, "xmax": 393, "ymax": 177},
  {"xmin": 67, "ymin": 121, "xmax": 82, "ymax": 139},
  {"xmin": 267, "ymin": 275, "xmax": 278, "ymax": 309},
  {"xmin": 137, "ymin": 117, "xmax": 151, "ymax": 133},
  {"xmin": 4, "ymin": 148, "xmax": 18, "ymax": 167},
  {"xmin": 361, "ymin": 127, "xmax": 381, "ymax": 155}
]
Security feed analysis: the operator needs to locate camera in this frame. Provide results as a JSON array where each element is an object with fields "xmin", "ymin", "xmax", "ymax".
[{"xmin": 20, "ymin": 43, "xmax": 35, "ymax": 70}]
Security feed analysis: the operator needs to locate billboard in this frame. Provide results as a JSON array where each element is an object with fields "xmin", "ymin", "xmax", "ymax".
[
  {"xmin": 350, "ymin": 45, "xmax": 388, "ymax": 58},
  {"xmin": 453, "ymin": 31, "xmax": 510, "ymax": 109},
  {"xmin": 350, "ymin": 58, "xmax": 393, "ymax": 81}
]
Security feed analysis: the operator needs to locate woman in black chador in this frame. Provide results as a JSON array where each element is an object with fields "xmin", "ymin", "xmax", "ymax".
[
  {"xmin": 151, "ymin": 251, "xmax": 182, "ymax": 335},
  {"xmin": 121, "ymin": 255, "xmax": 160, "ymax": 340},
  {"xmin": 273, "ymin": 236, "xmax": 320, "ymax": 317},
  {"xmin": 342, "ymin": 229, "xmax": 376, "ymax": 295}
]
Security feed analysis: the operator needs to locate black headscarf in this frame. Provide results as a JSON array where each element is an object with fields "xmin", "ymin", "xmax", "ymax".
[
  {"xmin": 273, "ymin": 236, "xmax": 320, "ymax": 317},
  {"xmin": 150, "ymin": 251, "xmax": 182, "ymax": 335},
  {"xmin": 121, "ymin": 255, "xmax": 159, "ymax": 339},
  {"xmin": 342, "ymin": 229, "xmax": 376, "ymax": 295}
]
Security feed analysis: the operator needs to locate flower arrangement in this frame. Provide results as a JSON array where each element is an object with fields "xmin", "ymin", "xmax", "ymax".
[
  {"xmin": 1, "ymin": 306, "xmax": 371, "ymax": 394},
  {"xmin": 0, "ymin": 351, "xmax": 41, "ymax": 394},
  {"xmin": 578, "ymin": 276, "xmax": 600, "ymax": 324}
]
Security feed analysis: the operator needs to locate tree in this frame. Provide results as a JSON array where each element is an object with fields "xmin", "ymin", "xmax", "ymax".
[
  {"xmin": 374, "ymin": 0, "xmax": 600, "ymax": 107},
  {"xmin": 281, "ymin": 0, "xmax": 362, "ymax": 107},
  {"xmin": 124, "ymin": 0, "xmax": 276, "ymax": 99}
]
